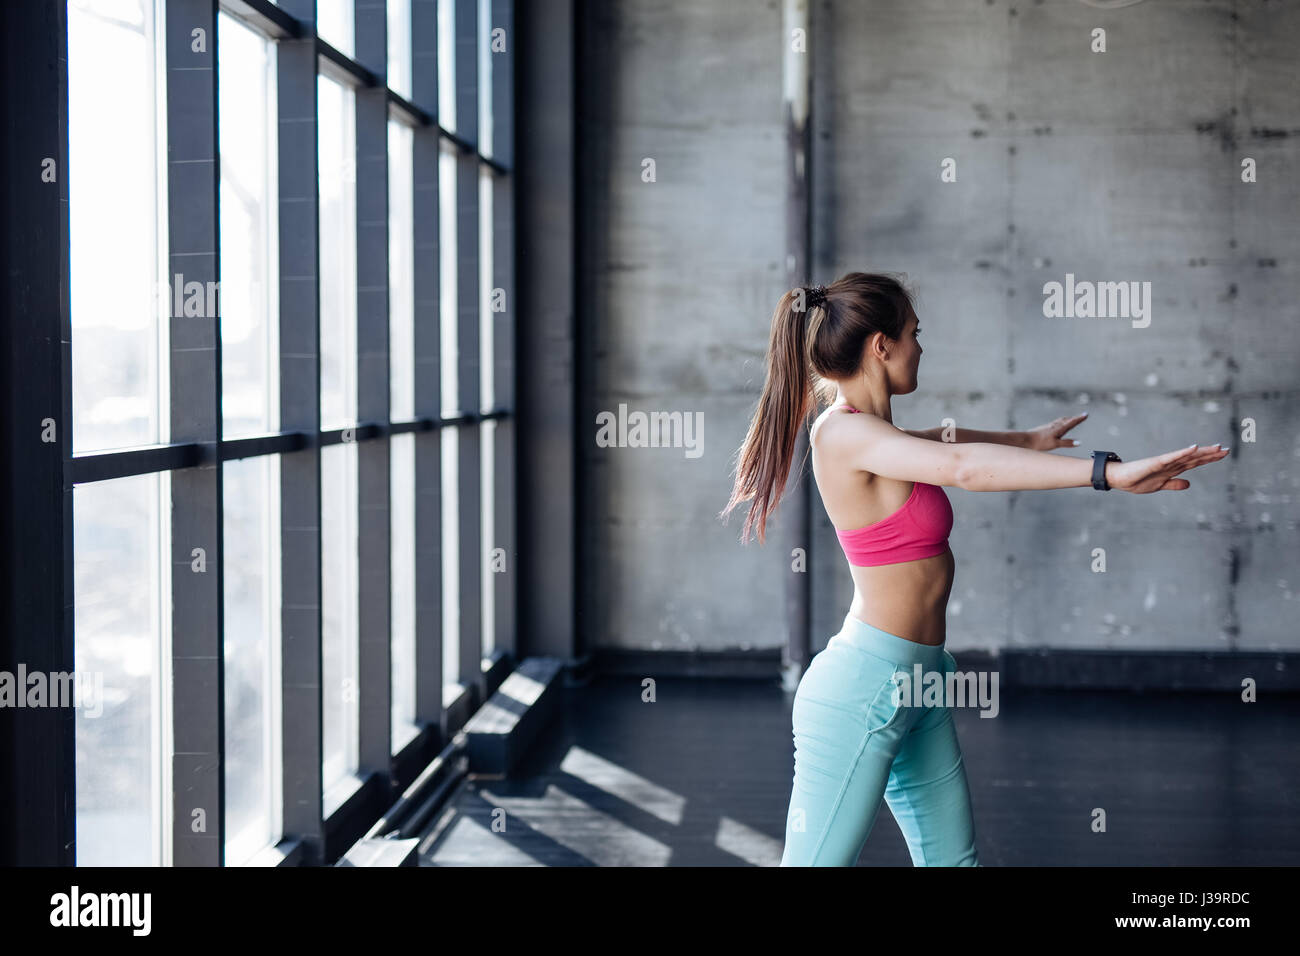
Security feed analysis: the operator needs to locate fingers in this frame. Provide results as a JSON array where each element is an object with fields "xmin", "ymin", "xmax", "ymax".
[
  {"xmin": 1135, "ymin": 444, "xmax": 1227, "ymax": 491},
  {"xmin": 1164, "ymin": 444, "xmax": 1229, "ymax": 475},
  {"xmin": 1156, "ymin": 446, "xmax": 1195, "ymax": 470},
  {"xmin": 1042, "ymin": 411, "xmax": 1086, "ymax": 449},
  {"xmin": 1162, "ymin": 443, "xmax": 1207, "ymax": 465},
  {"xmin": 1181, "ymin": 445, "xmax": 1230, "ymax": 470},
  {"xmin": 1184, "ymin": 444, "xmax": 1228, "ymax": 464},
  {"xmin": 1054, "ymin": 412, "xmax": 1088, "ymax": 436}
]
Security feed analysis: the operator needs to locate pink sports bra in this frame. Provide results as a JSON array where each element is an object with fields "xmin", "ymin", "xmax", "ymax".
[{"xmin": 827, "ymin": 404, "xmax": 954, "ymax": 567}]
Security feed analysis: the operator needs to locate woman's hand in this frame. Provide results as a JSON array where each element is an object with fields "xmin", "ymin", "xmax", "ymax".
[
  {"xmin": 1024, "ymin": 412, "xmax": 1089, "ymax": 451},
  {"xmin": 1108, "ymin": 443, "xmax": 1230, "ymax": 494}
]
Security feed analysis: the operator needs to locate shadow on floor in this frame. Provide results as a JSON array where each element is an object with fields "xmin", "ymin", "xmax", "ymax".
[{"xmin": 418, "ymin": 673, "xmax": 1300, "ymax": 866}]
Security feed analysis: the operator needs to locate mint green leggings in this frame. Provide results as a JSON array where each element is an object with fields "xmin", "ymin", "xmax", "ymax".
[{"xmin": 780, "ymin": 612, "xmax": 980, "ymax": 866}]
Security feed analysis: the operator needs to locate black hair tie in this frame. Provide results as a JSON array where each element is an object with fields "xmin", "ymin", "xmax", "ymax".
[{"xmin": 802, "ymin": 284, "xmax": 828, "ymax": 309}]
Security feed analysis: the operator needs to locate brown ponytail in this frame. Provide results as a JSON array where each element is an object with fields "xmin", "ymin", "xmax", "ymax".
[{"xmin": 719, "ymin": 272, "xmax": 915, "ymax": 545}]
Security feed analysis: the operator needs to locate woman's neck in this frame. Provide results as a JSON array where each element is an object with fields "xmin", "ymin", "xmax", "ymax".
[{"xmin": 835, "ymin": 390, "xmax": 891, "ymax": 423}]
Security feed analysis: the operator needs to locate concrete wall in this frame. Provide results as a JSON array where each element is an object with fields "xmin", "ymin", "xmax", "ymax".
[{"xmin": 579, "ymin": 0, "xmax": 1300, "ymax": 655}]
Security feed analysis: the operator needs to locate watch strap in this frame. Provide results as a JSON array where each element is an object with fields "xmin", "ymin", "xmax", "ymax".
[{"xmin": 1091, "ymin": 450, "xmax": 1121, "ymax": 490}]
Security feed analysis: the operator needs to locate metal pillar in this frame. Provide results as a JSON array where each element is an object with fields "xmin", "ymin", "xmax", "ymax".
[{"xmin": 782, "ymin": 0, "xmax": 812, "ymax": 688}]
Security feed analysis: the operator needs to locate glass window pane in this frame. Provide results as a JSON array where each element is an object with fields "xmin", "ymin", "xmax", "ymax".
[
  {"xmin": 68, "ymin": 0, "xmax": 168, "ymax": 453},
  {"xmin": 479, "ymin": 163, "xmax": 495, "ymax": 658},
  {"xmin": 389, "ymin": 120, "xmax": 415, "ymax": 422},
  {"xmin": 478, "ymin": 0, "xmax": 492, "ymax": 157},
  {"xmin": 481, "ymin": 418, "xmax": 495, "ymax": 656},
  {"xmin": 437, "ymin": 0, "xmax": 456, "ymax": 132},
  {"xmin": 222, "ymin": 454, "xmax": 282, "ymax": 865},
  {"xmin": 479, "ymin": 163, "xmax": 493, "ymax": 414},
  {"xmin": 74, "ymin": 471, "xmax": 171, "ymax": 866},
  {"xmin": 319, "ymin": 74, "xmax": 358, "ymax": 431},
  {"xmin": 322, "ymin": 440, "xmax": 359, "ymax": 800},
  {"xmin": 219, "ymin": 12, "xmax": 279, "ymax": 439},
  {"xmin": 387, "ymin": 0, "xmax": 412, "ymax": 101},
  {"xmin": 391, "ymin": 433, "xmax": 417, "ymax": 750},
  {"xmin": 316, "ymin": 0, "xmax": 354, "ymax": 59},
  {"xmin": 439, "ymin": 142, "xmax": 458, "ymax": 417},
  {"xmin": 442, "ymin": 427, "xmax": 460, "ymax": 705}
]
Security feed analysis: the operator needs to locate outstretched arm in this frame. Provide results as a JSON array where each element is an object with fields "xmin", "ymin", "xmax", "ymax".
[
  {"xmin": 903, "ymin": 425, "xmax": 1028, "ymax": 447},
  {"xmin": 903, "ymin": 412, "xmax": 1091, "ymax": 451},
  {"xmin": 830, "ymin": 414, "xmax": 1230, "ymax": 493},
  {"xmin": 956, "ymin": 441, "xmax": 1229, "ymax": 493}
]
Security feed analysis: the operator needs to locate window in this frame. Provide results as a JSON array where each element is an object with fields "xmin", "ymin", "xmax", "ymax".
[
  {"xmin": 68, "ymin": 0, "xmax": 171, "ymax": 866},
  {"xmin": 50, "ymin": 0, "xmax": 514, "ymax": 866},
  {"xmin": 438, "ymin": 0, "xmax": 456, "ymax": 131},
  {"xmin": 222, "ymin": 454, "xmax": 282, "ymax": 865},
  {"xmin": 439, "ymin": 141, "xmax": 459, "ymax": 418},
  {"xmin": 73, "ymin": 471, "xmax": 171, "ymax": 867},
  {"xmin": 387, "ymin": 0, "xmax": 412, "ymax": 101},
  {"xmin": 389, "ymin": 116, "xmax": 418, "ymax": 749},
  {"xmin": 479, "ymin": 165, "xmax": 494, "ymax": 414},
  {"xmin": 218, "ymin": 11, "xmax": 283, "ymax": 866},
  {"xmin": 67, "ymin": 0, "xmax": 168, "ymax": 454},
  {"xmin": 478, "ymin": 0, "xmax": 493, "ymax": 157},
  {"xmin": 479, "ymin": 165, "xmax": 495, "ymax": 654},
  {"xmin": 220, "ymin": 13, "xmax": 279, "ymax": 439},
  {"xmin": 481, "ymin": 418, "xmax": 496, "ymax": 656},
  {"xmin": 321, "ymin": 441, "xmax": 360, "ymax": 803},
  {"xmin": 318, "ymin": 74, "xmax": 358, "ymax": 433},
  {"xmin": 389, "ymin": 120, "xmax": 415, "ymax": 423},
  {"xmin": 439, "ymin": 136, "xmax": 461, "ymax": 702},
  {"xmin": 391, "ymin": 433, "xmax": 418, "ymax": 749},
  {"xmin": 316, "ymin": 0, "xmax": 355, "ymax": 59},
  {"xmin": 442, "ymin": 426, "xmax": 460, "ymax": 705},
  {"xmin": 318, "ymin": 67, "xmax": 360, "ymax": 807}
]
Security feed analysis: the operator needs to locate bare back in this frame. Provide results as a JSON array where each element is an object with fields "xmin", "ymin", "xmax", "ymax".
[{"xmin": 810, "ymin": 404, "xmax": 955, "ymax": 646}]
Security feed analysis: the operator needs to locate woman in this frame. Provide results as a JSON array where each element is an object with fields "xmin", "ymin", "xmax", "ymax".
[{"xmin": 719, "ymin": 272, "xmax": 1229, "ymax": 867}]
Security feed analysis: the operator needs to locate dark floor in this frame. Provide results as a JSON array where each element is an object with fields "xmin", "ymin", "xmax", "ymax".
[{"xmin": 418, "ymin": 672, "xmax": 1300, "ymax": 866}]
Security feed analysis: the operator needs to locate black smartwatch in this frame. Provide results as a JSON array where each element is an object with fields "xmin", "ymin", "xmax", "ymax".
[{"xmin": 1090, "ymin": 450, "xmax": 1121, "ymax": 491}]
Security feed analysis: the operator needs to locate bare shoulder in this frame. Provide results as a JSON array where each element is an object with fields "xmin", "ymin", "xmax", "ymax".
[
  {"xmin": 811, "ymin": 407, "xmax": 896, "ymax": 462},
  {"xmin": 813, "ymin": 407, "xmax": 961, "ymax": 486},
  {"xmin": 813, "ymin": 407, "xmax": 895, "ymax": 445}
]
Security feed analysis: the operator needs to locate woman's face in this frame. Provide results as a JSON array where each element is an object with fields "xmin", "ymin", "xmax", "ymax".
[
  {"xmin": 857, "ymin": 306, "xmax": 923, "ymax": 395},
  {"xmin": 888, "ymin": 309, "xmax": 923, "ymax": 394}
]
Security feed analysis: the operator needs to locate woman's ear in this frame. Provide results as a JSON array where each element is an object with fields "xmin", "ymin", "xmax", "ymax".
[{"xmin": 866, "ymin": 330, "xmax": 889, "ymax": 362}]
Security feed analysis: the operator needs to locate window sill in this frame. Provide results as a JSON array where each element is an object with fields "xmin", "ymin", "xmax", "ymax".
[
  {"xmin": 392, "ymin": 720, "xmax": 421, "ymax": 756},
  {"xmin": 244, "ymin": 838, "xmax": 304, "ymax": 867},
  {"xmin": 323, "ymin": 771, "xmax": 367, "ymax": 822},
  {"xmin": 444, "ymin": 681, "xmax": 470, "ymax": 712}
]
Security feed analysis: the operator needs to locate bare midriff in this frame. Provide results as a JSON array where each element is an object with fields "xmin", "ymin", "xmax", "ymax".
[
  {"xmin": 846, "ymin": 546, "xmax": 954, "ymax": 646},
  {"xmin": 811, "ymin": 402, "xmax": 956, "ymax": 646}
]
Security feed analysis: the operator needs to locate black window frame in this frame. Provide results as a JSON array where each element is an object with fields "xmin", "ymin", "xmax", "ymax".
[{"xmin": 1, "ymin": 0, "xmax": 515, "ymax": 867}]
